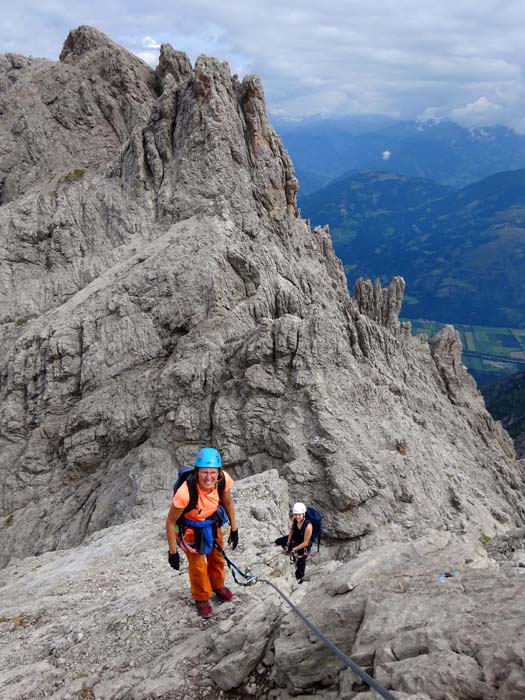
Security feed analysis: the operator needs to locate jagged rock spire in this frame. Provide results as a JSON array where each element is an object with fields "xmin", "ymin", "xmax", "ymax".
[
  {"xmin": 119, "ymin": 47, "xmax": 298, "ymax": 224},
  {"xmin": 59, "ymin": 25, "xmax": 124, "ymax": 62},
  {"xmin": 354, "ymin": 276, "xmax": 405, "ymax": 330},
  {"xmin": 0, "ymin": 28, "xmax": 524, "ymax": 568}
]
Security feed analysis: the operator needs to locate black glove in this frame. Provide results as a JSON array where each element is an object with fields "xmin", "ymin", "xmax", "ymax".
[
  {"xmin": 168, "ymin": 551, "xmax": 180, "ymax": 570},
  {"xmin": 227, "ymin": 529, "xmax": 239, "ymax": 549}
]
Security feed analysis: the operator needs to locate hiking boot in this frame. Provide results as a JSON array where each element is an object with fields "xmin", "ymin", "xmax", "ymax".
[
  {"xmin": 195, "ymin": 600, "xmax": 213, "ymax": 618},
  {"xmin": 213, "ymin": 586, "xmax": 233, "ymax": 602}
]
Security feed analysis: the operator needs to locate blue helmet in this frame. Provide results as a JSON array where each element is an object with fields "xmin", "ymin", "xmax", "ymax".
[{"xmin": 194, "ymin": 447, "xmax": 222, "ymax": 468}]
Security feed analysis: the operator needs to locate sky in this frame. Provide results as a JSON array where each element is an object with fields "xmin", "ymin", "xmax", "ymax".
[{"xmin": 3, "ymin": 0, "xmax": 525, "ymax": 131}]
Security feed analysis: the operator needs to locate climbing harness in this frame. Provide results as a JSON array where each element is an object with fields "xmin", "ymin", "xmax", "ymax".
[
  {"xmin": 288, "ymin": 549, "xmax": 309, "ymax": 563},
  {"xmin": 177, "ymin": 531, "xmax": 198, "ymax": 554},
  {"xmin": 217, "ymin": 546, "xmax": 396, "ymax": 700}
]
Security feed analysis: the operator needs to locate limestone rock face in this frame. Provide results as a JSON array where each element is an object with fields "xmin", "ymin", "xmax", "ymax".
[
  {"xmin": 274, "ymin": 531, "xmax": 525, "ymax": 698},
  {"xmin": 1, "ymin": 27, "xmax": 525, "ymax": 569},
  {"xmin": 354, "ymin": 275, "xmax": 406, "ymax": 332},
  {"xmin": 1, "ymin": 470, "xmax": 523, "ymax": 700},
  {"xmin": 0, "ymin": 26, "xmax": 157, "ymax": 205},
  {"xmin": 0, "ymin": 470, "xmax": 293, "ymax": 700}
]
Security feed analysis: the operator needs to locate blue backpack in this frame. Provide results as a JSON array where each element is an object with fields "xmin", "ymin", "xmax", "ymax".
[
  {"xmin": 305, "ymin": 506, "xmax": 323, "ymax": 551},
  {"xmin": 173, "ymin": 466, "xmax": 196, "ymax": 509}
]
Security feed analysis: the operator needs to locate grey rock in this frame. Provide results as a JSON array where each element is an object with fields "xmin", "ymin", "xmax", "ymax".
[
  {"xmin": 0, "ymin": 25, "xmax": 524, "ymax": 602},
  {"xmin": 0, "ymin": 26, "xmax": 157, "ymax": 205},
  {"xmin": 273, "ymin": 532, "xmax": 525, "ymax": 698},
  {"xmin": 211, "ymin": 600, "xmax": 280, "ymax": 690},
  {"xmin": 0, "ymin": 470, "xmax": 291, "ymax": 700},
  {"xmin": 429, "ymin": 324, "xmax": 477, "ymax": 406},
  {"xmin": 485, "ymin": 527, "xmax": 525, "ymax": 577},
  {"xmin": 4, "ymin": 467, "xmax": 520, "ymax": 697},
  {"xmin": 354, "ymin": 275, "xmax": 405, "ymax": 331}
]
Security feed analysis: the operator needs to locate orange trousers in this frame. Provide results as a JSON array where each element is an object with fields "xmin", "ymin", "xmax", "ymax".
[{"xmin": 184, "ymin": 528, "xmax": 226, "ymax": 601}]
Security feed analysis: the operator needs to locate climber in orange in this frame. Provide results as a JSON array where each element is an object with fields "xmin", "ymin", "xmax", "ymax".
[{"xmin": 166, "ymin": 447, "xmax": 239, "ymax": 618}]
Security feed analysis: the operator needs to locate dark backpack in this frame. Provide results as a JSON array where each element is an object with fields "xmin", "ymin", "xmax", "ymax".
[
  {"xmin": 305, "ymin": 506, "xmax": 323, "ymax": 551},
  {"xmin": 172, "ymin": 466, "xmax": 226, "ymax": 526}
]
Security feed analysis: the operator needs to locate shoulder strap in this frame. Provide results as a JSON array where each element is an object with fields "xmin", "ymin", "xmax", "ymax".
[
  {"xmin": 180, "ymin": 471, "xmax": 226, "ymax": 529},
  {"xmin": 183, "ymin": 473, "xmax": 199, "ymax": 514},
  {"xmin": 218, "ymin": 473, "xmax": 226, "ymax": 501},
  {"xmin": 184, "ymin": 472, "xmax": 225, "ymax": 514}
]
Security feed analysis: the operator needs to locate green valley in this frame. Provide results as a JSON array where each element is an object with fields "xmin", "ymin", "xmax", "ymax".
[
  {"xmin": 408, "ymin": 320, "xmax": 525, "ymax": 386},
  {"xmin": 300, "ymin": 169, "xmax": 525, "ymax": 328}
]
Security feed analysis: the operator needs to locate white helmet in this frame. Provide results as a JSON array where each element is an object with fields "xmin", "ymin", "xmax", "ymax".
[{"xmin": 292, "ymin": 502, "xmax": 307, "ymax": 515}]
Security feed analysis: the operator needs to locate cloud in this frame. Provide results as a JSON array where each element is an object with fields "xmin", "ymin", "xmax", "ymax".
[
  {"xmin": 382, "ymin": 150, "xmax": 392, "ymax": 160},
  {"xmin": 142, "ymin": 36, "xmax": 161, "ymax": 49},
  {"xmin": 2, "ymin": 0, "xmax": 525, "ymax": 131},
  {"xmin": 134, "ymin": 51, "xmax": 159, "ymax": 67},
  {"xmin": 417, "ymin": 107, "xmax": 445, "ymax": 127},
  {"xmin": 135, "ymin": 36, "xmax": 161, "ymax": 66},
  {"xmin": 448, "ymin": 97, "xmax": 503, "ymax": 127}
]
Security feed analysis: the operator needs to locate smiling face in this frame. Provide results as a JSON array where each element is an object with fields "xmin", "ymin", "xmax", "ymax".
[
  {"xmin": 293, "ymin": 513, "xmax": 305, "ymax": 525},
  {"xmin": 197, "ymin": 468, "xmax": 219, "ymax": 491}
]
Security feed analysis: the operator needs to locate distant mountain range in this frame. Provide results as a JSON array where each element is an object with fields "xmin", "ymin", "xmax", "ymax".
[
  {"xmin": 273, "ymin": 116, "xmax": 525, "ymax": 194},
  {"xmin": 299, "ymin": 169, "xmax": 525, "ymax": 327}
]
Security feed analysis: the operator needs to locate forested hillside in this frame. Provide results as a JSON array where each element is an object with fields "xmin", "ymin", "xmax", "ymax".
[
  {"xmin": 300, "ymin": 169, "xmax": 525, "ymax": 327},
  {"xmin": 483, "ymin": 371, "xmax": 525, "ymax": 458}
]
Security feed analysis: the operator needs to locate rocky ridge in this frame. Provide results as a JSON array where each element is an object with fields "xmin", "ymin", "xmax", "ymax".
[
  {"xmin": 1, "ymin": 470, "xmax": 523, "ymax": 700},
  {"xmin": 1, "ymin": 26, "xmax": 524, "ymax": 569},
  {"xmin": 0, "ymin": 28, "xmax": 156, "ymax": 205},
  {"xmin": 1, "ymin": 25, "xmax": 525, "ymax": 700}
]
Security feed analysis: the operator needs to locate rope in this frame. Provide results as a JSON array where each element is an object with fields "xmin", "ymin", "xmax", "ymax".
[
  {"xmin": 213, "ymin": 544, "xmax": 396, "ymax": 699},
  {"xmin": 257, "ymin": 577, "xmax": 397, "ymax": 700},
  {"xmin": 213, "ymin": 542, "xmax": 257, "ymax": 586}
]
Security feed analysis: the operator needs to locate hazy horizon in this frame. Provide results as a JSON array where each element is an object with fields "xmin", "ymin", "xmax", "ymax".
[{"xmin": 3, "ymin": 1, "xmax": 525, "ymax": 133}]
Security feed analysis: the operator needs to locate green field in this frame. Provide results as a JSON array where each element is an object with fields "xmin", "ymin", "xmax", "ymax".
[{"xmin": 406, "ymin": 319, "xmax": 525, "ymax": 386}]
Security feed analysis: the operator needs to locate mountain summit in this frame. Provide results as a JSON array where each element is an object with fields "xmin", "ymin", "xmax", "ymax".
[{"xmin": 0, "ymin": 28, "xmax": 524, "ymax": 569}]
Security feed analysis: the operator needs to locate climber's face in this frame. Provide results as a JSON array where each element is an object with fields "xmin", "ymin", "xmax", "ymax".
[{"xmin": 197, "ymin": 468, "xmax": 219, "ymax": 490}]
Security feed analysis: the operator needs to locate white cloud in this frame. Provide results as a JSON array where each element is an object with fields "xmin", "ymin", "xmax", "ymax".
[
  {"xmin": 135, "ymin": 36, "xmax": 161, "ymax": 66},
  {"xmin": 142, "ymin": 36, "xmax": 161, "ymax": 49},
  {"xmin": 3, "ymin": 0, "xmax": 525, "ymax": 130},
  {"xmin": 382, "ymin": 150, "xmax": 391, "ymax": 160},
  {"xmin": 448, "ymin": 97, "xmax": 503, "ymax": 127},
  {"xmin": 134, "ymin": 50, "xmax": 159, "ymax": 67},
  {"xmin": 417, "ymin": 107, "xmax": 446, "ymax": 127}
]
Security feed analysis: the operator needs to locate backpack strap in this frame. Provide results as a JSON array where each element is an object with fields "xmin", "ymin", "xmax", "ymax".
[
  {"xmin": 183, "ymin": 472, "xmax": 199, "ymax": 515},
  {"xmin": 177, "ymin": 473, "xmax": 198, "ymax": 537},
  {"xmin": 217, "ymin": 472, "xmax": 226, "ymax": 502},
  {"xmin": 178, "ymin": 471, "xmax": 226, "ymax": 537}
]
